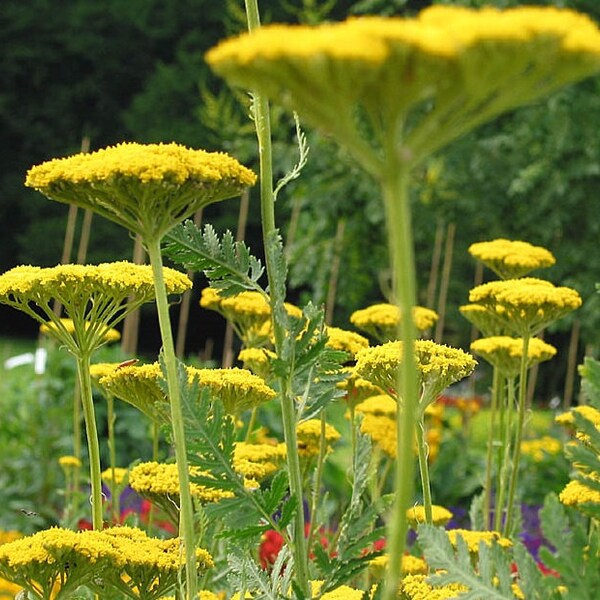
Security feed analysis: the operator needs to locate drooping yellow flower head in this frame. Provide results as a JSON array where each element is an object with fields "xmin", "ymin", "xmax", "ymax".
[
  {"xmin": 207, "ymin": 7, "xmax": 600, "ymax": 172},
  {"xmin": 355, "ymin": 340, "xmax": 476, "ymax": 413},
  {"xmin": 98, "ymin": 362, "xmax": 170, "ymax": 422},
  {"xmin": 350, "ymin": 303, "xmax": 438, "ymax": 342},
  {"xmin": 469, "ymin": 278, "xmax": 582, "ymax": 336},
  {"xmin": 129, "ymin": 461, "xmax": 233, "ymax": 526},
  {"xmin": 26, "ymin": 142, "xmax": 256, "ymax": 241},
  {"xmin": 470, "ymin": 336, "xmax": 557, "ymax": 377},
  {"xmin": 296, "ymin": 419, "xmax": 341, "ymax": 457},
  {"xmin": 469, "ymin": 239, "xmax": 556, "ymax": 279},
  {"xmin": 0, "ymin": 262, "xmax": 191, "ymax": 356}
]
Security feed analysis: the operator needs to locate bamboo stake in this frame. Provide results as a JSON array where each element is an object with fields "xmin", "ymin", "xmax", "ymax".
[
  {"xmin": 175, "ymin": 210, "xmax": 204, "ymax": 359},
  {"xmin": 120, "ymin": 235, "xmax": 146, "ymax": 355},
  {"xmin": 222, "ymin": 190, "xmax": 250, "ymax": 367},
  {"xmin": 434, "ymin": 222, "xmax": 455, "ymax": 343},
  {"xmin": 325, "ymin": 218, "xmax": 346, "ymax": 326},
  {"xmin": 426, "ymin": 219, "xmax": 445, "ymax": 310},
  {"xmin": 563, "ymin": 319, "xmax": 581, "ymax": 410}
]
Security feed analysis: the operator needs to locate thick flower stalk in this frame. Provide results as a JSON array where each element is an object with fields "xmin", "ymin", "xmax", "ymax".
[
  {"xmin": 26, "ymin": 141, "xmax": 255, "ymax": 600},
  {"xmin": 0, "ymin": 262, "xmax": 190, "ymax": 531},
  {"xmin": 207, "ymin": 5, "xmax": 600, "ymax": 597}
]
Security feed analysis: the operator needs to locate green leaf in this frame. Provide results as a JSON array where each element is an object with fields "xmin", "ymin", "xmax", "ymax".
[{"xmin": 163, "ymin": 221, "xmax": 264, "ymax": 295}]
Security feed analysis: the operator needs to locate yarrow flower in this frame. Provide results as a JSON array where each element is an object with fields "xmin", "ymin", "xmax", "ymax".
[
  {"xmin": 559, "ymin": 480, "xmax": 600, "ymax": 512},
  {"xmin": 520, "ymin": 436, "xmax": 563, "ymax": 462},
  {"xmin": 25, "ymin": 142, "xmax": 256, "ymax": 241},
  {"xmin": 407, "ymin": 505, "xmax": 453, "ymax": 528},
  {"xmin": 399, "ymin": 574, "xmax": 468, "ymax": 600},
  {"xmin": 233, "ymin": 442, "xmax": 286, "ymax": 481},
  {"xmin": 468, "ymin": 239, "xmax": 555, "ymax": 279},
  {"xmin": 355, "ymin": 340, "xmax": 476, "ymax": 413},
  {"xmin": 446, "ymin": 529, "xmax": 512, "ymax": 553},
  {"xmin": 58, "ymin": 455, "xmax": 82, "ymax": 469},
  {"xmin": 459, "ymin": 303, "xmax": 508, "ymax": 337},
  {"xmin": 468, "ymin": 278, "xmax": 581, "ymax": 336},
  {"xmin": 296, "ymin": 419, "xmax": 341, "ymax": 457},
  {"xmin": 470, "ymin": 336, "xmax": 557, "ymax": 377},
  {"xmin": 350, "ymin": 303, "xmax": 438, "ymax": 342},
  {"xmin": 40, "ymin": 318, "xmax": 121, "ymax": 344},
  {"xmin": 325, "ymin": 326, "xmax": 369, "ymax": 359}
]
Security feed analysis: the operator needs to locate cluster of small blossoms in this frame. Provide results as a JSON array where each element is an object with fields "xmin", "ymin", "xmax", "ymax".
[
  {"xmin": 233, "ymin": 441, "xmax": 287, "ymax": 480},
  {"xmin": 350, "ymin": 303, "xmax": 438, "ymax": 343},
  {"xmin": 0, "ymin": 525, "xmax": 213, "ymax": 599},
  {"xmin": 520, "ymin": 436, "xmax": 563, "ymax": 462},
  {"xmin": 296, "ymin": 419, "xmax": 341, "ymax": 457}
]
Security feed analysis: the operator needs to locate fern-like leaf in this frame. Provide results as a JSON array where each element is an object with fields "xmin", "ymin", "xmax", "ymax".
[{"xmin": 163, "ymin": 221, "xmax": 264, "ymax": 295}]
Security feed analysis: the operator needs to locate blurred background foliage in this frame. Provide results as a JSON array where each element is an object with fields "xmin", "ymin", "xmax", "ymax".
[{"xmin": 1, "ymin": 0, "xmax": 599, "ymax": 402}]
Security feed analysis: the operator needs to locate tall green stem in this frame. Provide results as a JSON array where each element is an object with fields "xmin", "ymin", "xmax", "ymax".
[
  {"xmin": 494, "ymin": 376, "xmax": 514, "ymax": 533},
  {"xmin": 107, "ymin": 395, "xmax": 119, "ymax": 523},
  {"xmin": 381, "ymin": 168, "xmax": 418, "ymax": 600},
  {"xmin": 483, "ymin": 367, "xmax": 502, "ymax": 529},
  {"xmin": 146, "ymin": 237, "xmax": 197, "ymax": 600},
  {"xmin": 75, "ymin": 353, "xmax": 103, "ymax": 530},
  {"xmin": 504, "ymin": 334, "xmax": 530, "ymax": 536},
  {"xmin": 243, "ymin": 1, "xmax": 310, "ymax": 594},
  {"xmin": 415, "ymin": 420, "xmax": 433, "ymax": 524}
]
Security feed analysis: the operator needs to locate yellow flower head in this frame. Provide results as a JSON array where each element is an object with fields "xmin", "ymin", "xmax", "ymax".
[
  {"xmin": 207, "ymin": 7, "xmax": 600, "ymax": 171},
  {"xmin": 350, "ymin": 303, "xmax": 438, "ymax": 342},
  {"xmin": 101, "ymin": 467, "xmax": 128, "ymax": 486},
  {"xmin": 400, "ymin": 573, "xmax": 468, "ymax": 600},
  {"xmin": 355, "ymin": 394, "xmax": 397, "ymax": 418},
  {"xmin": 192, "ymin": 367, "xmax": 276, "ymax": 414},
  {"xmin": 325, "ymin": 326, "xmax": 369, "ymax": 358},
  {"xmin": 469, "ymin": 239, "xmax": 555, "ymax": 279},
  {"xmin": 459, "ymin": 303, "xmax": 508, "ymax": 337},
  {"xmin": 355, "ymin": 340, "xmax": 476, "ymax": 413},
  {"xmin": 469, "ymin": 278, "xmax": 582, "ymax": 336},
  {"xmin": 520, "ymin": 436, "xmax": 562, "ymax": 462},
  {"xmin": 447, "ymin": 529, "xmax": 512, "ymax": 553},
  {"xmin": 296, "ymin": 419, "xmax": 341, "ymax": 457},
  {"xmin": 369, "ymin": 553, "xmax": 428, "ymax": 579},
  {"xmin": 233, "ymin": 442, "xmax": 286, "ymax": 480},
  {"xmin": 559, "ymin": 480, "xmax": 600, "ymax": 513},
  {"xmin": 26, "ymin": 142, "xmax": 256, "ymax": 241},
  {"xmin": 407, "ymin": 505, "xmax": 453, "ymax": 528},
  {"xmin": 360, "ymin": 413, "xmax": 397, "ymax": 458},
  {"xmin": 40, "ymin": 318, "xmax": 121, "ymax": 344},
  {"xmin": 99, "ymin": 362, "xmax": 169, "ymax": 422},
  {"xmin": 238, "ymin": 347, "xmax": 276, "ymax": 379},
  {"xmin": 0, "ymin": 262, "xmax": 190, "ymax": 356},
  {"xmin": 555, "ymin": 405, "xmax": 600, "ymax": 428},
  {"xmin": 58, "ymin": 455, "xmax": 82, "ymax": 469},
  {"xmin": 470, "ymin": 336, "xmax": 557, "ymax": 377}
]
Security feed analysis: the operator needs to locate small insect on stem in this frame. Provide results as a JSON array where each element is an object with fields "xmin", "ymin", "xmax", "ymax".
[{"xmin": 117, "ymin": 358, "xmax": 139, "ymax": 369}]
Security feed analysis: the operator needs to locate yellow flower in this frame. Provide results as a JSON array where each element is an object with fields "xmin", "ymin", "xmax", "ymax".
[
  {"xmin": 296, "ymin": 419, "xmax": 340, "ymax": 457},
  {"xmin": 520, "ymin": 436, "xmax": 562, "ymax": 462},
  {"xmin": 559, "ymin": 480, "xmax": 600, "ymax": 508},
  {"xmin": 0, "ymin": 262, "xmax": 190, "ymax": 355},
  {"xmin": 470, "ymin": 336, "xmax": 557, "ymax": 377},
  {"xmin": 459, "ymin": 303, "xmax": 507, "ymax": 337},
  {"xmin": 101, "ymin": 467, "xmax": 128, "ymax": 486},
  {"xmin": 355, "ymin": 394, "xmax": 397, "ymax": 418},
  {"xmin": 26, "ymin": 142, "xmax": 256, "ymax": 241},
  {"xmin": 58, "ymin": 455, "xmax": 82, "ymax": 469},
  {"xmin": 556, "ymin": 405, "xmax": 600, "ymax": 429},
  {"xmin": 355, "ymin": 340, "xmax": 476, "ymax": 413},
  {"xmin": 360, "ymin": 413, "xmax": 397, "ymax": 458},
  {"xmin": 469, "ymin": 278, "xmax": 581, "ymax": 336},
  {"xmin": 350, "ymin": 303, "xmax": 438, "ymax": 342},
  {"xmin": 399, "ymin": 573, "xmax": 467, "ymax": 600},
  {"xmin": 325, "ymin": 326, "xmax": 369, "ymax": 358},
  {"xmin": 407, "ymin": 505, "xmax": 453, "ymax": 528},
  {"xmin": 207, "ymin": 7, "xmax": 600, "ymax": 172},
  {"xmin": 233, "ymin": 442, "xmax": 286, "ymax": 480},
  {"xmin": 40, "ymin": 318, "xmax": 121, "ymax": 343},
  {"xmin": 339, "ymin": 367, "xmax": 383, "ymax": 408},
  {"xmin": 447, "ymin": 529, "xmax": 512, "ymax": 553},
  {"xmin": 192, "ymin": 367, "xmax": 276, "ymax": 414},
  {"xmin": 238, "ymin": 347, "xmax": 276, "ymax": 379},
  {"xmin": 369, "ymin": 553, "xmax": 428, "ymax": 578},
  {"xmin": 468, "ymin": 239, "xmax": 555, "ymax": 279}
]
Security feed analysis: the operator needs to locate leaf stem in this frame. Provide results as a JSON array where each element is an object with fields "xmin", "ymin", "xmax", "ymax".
[
  {"xmin": 415, "ymin": 420, "xmax": 433, "ymax": 524},
  {"xmin": 483, "ymin": 367, "xmax": 502, "ymax": 529},
  {"xmin": 146, "ymin": 236, "xmax": 198, "ymax": 600}
]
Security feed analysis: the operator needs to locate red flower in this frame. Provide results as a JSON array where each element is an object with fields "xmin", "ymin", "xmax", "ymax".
[{"xmin": 259, "ymin": 530, "xmax": 285, "ymax": 568}]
